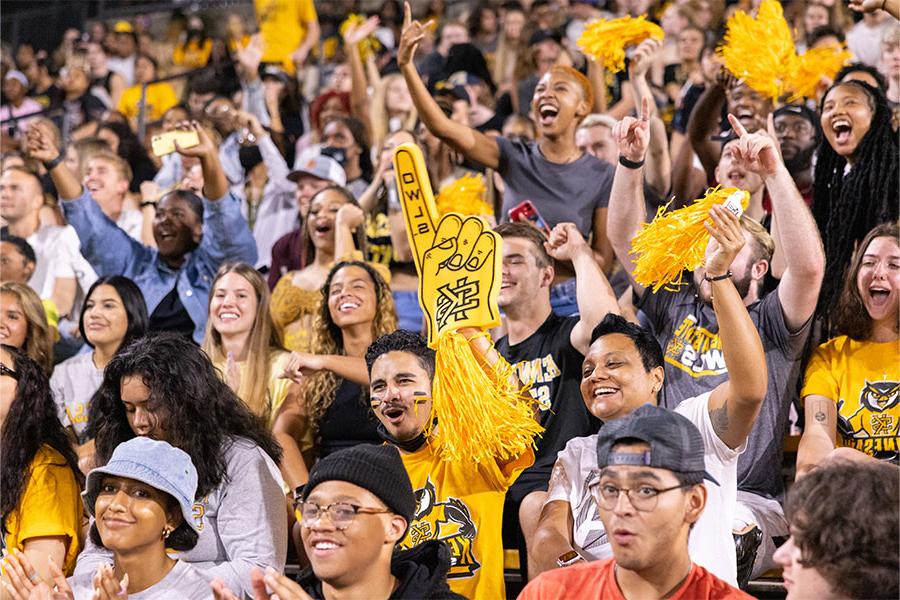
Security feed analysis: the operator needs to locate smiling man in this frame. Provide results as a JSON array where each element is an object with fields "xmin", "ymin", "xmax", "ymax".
[
  {"xmin": 520, "ymin": 405, "xmax": 753, "ymax": 600},
  {"xmin": 397, "ymin": 1, "xmax": 614, "ymax": 315},
  {"xmin": 291, "ymin": 443, "xmax": 463, "ymax": 599},
  {"xmin": 83, "ymin": 151, "xmax": 143, "ymax": 240},
  {"xmin": 27, "ymin": 119, "xmax": 257, "ymax": 343},
  {"xmin": 365, "ymin": 329, "xmax": 536, "ymax": 600}
]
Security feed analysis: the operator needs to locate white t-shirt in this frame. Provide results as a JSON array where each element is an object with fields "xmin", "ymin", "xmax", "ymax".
[
  {"xmin": 69, "ymin": 560, "xmax": 211, "ymax": 599},
  {"xmin": 118, "ymin": 209, "xmax": 143, "ymax": 241},
  {"xmin": 547, "ymin": 393, "xmax": 744, "ymax": 586},
  {"xmin": 50, "ymin": 352, "xmax": 104, "ymax": 443},
  {"xmin": 26, "ymin": 225, "xmax": 97, "ymax": 306}
]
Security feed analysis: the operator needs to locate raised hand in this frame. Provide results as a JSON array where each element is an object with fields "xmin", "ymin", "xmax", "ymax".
[
  {"xmin": 236, "ymin": 110, "xmax": 266, "ymax": 140},
  {"xmin": 343, "ymin": 15, "xmax": 380, "ymax": 46},
  {"xmin": 544, "ymin": 222, "xmax": 591, "ymax": 262},
  {"xmin": 335, "ymin": 203, "xmax": 366, "ymax": 232},
  {"xmin": 24, "ymin": 121, "xmax": 60, "ymax": 163},
  {"xmin": 392, "ymin": 142, "xmax": 502, "ymax": 344},
  {"xmin": 726, "ymin": 112, "xmax": 783, "ymax": 176},
  {"xmin": 235, "ymin": 34, "xmax": 264, "ymax": 80},
  {"xmin": 173, "ymin": 121, "xmax": 216, "ymax": 159},
  {"xmin": 629, "ymin": 38, "xmax": 661, "ymax": 80},
  {"xmin": 398, "ymin": 2, "xmax": 434, "ymax": 68},
  {"xmin": 848, "ymin": 0, "xmax": 889, "ymax": 12},
  {"xmin": 704, "ymin": 204, "xmax": 745, "ymax": 278},
  {"xmin": 612, "ymin": 96, "xmax": 652, "ymax": 163}
]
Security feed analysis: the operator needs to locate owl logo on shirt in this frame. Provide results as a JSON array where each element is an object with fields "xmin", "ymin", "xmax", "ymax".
[
  {"xmin": 400, "ymin": 478, "xmax": 480, "ymax": 579},
  {"xmin": 860, "ymin": 380, "xmax": 900, "ymax": 413}
]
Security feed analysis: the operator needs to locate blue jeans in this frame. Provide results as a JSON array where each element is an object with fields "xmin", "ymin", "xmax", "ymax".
[
  {"xmin": 550, "ymin": 278, "xmax": 579, "ymax": 317},
  {"xmin": 393, "ymin": 290, "xmax": 425, "ymax": 332}
]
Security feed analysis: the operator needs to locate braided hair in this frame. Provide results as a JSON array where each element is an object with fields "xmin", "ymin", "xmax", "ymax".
[{"xmin": 812, "ymin": 81, "xmax": 898, "ymax": 327}]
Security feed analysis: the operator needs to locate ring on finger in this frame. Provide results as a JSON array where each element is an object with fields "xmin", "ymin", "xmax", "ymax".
[{"xmin": 27, "ymin": 571, "xmax": 40, "ymax": 584}]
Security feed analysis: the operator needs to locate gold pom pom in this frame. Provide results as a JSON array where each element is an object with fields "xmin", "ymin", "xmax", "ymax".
[
  {"xmin": 631, "ymin": 187, "xmax": 750, "ymax": 292},
  {"xmin": 578, "ymin": 16, "xmax": 664, "ymax": 73},
  {"xmin": 719, "ymin": 0, "xmax": 796, "ymax": 101},
  {"xmin": 339, "ymin": 14, "xmax": 381, "ymax": 62},
  {"xmin": 788, "ymin": 45, "xmax": 853, "ymax": 101},
  {"xmin": 435, "ymin": 174, "xmax": 492, "ymax": 218},
  {"xmin": 428, "ymin": 331, "xmax": 542, "ymax": 464}
]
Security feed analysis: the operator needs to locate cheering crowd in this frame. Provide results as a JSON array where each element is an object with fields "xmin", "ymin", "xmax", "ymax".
[{"xmin": 0, "ymin": 0, "xmax": 898, "ymax": 598}]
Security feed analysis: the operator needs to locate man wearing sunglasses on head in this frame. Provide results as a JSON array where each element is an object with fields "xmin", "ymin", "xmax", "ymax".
[{"xmin": 520, "ymin": 405, "xmax": 753, "ymax": 599}]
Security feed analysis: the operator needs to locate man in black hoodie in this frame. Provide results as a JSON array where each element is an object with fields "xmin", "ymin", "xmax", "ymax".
[{"xmin": 211, "ymin": 444, "xmax": 462, "ymax": 600}]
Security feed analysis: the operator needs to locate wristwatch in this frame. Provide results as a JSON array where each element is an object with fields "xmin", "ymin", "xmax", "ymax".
[{"xmin": 557, "ymin": 550, "xmax": 582, "ymax": 567}]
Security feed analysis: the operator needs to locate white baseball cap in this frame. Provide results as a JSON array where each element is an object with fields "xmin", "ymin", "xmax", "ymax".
[{"xmin": 287, "ymin": 148, "xmax": 346, "ymax": 186}]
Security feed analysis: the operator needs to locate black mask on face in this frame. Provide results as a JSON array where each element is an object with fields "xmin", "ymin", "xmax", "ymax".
[{"xmin": 320, "ymin": 146, "xmax": 347, "ymax": 166}]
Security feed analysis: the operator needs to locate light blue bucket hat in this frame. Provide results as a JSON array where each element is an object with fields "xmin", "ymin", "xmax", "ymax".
[{"xmin": 83, "ymin": 437, "xmax": 200, "ymax": 535}]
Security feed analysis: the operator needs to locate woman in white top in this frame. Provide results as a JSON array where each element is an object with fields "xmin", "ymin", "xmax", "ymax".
[{"xmin": 50, "ymin": 275, "xmax": 147, "ymax": 472}]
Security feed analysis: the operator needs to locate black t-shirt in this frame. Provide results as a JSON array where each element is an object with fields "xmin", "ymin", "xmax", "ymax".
[
  {"xmin": 148, "ymin": 286, "xmax": 195, "ymax": 340},
  {"xmin": 318, "ymin": 379, "xmax": 381, "ymax": 458},
  {"xmin": 497, "ymin": 313, "xmax": 601, "ymax": 491}
]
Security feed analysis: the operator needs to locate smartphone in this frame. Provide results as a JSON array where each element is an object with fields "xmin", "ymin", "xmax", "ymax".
[
  {"xmin": 508, "ymin": 200, "xmax": 551, "ymax": 236},
  {"xmin": 151, "ymin": 130, "xmax": 200, "ymax": 157}
]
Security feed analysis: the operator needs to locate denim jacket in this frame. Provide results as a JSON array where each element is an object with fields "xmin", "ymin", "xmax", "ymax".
[{"xmin": 62, "ymin": 189, "xmax": 258, "ymax": 343}]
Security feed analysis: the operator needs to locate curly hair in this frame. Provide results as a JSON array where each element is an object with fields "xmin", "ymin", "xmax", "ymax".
[
  {"xmin": 302, "ymin": 261, "xmax": 397, "ymax": 437},
  {"xmin": 1, "ymin": 345, "xmax": 82, "ymax": 519},
  {"xmin": 786, "ymin": 461, "xmax": 899, "ymax": 598},
  {"xmin": 89, "ymin": 332, "xmax": 282, "ymax": 497},
  {"xmin": 0, "ymin": 282, "xmax": 54, "ymax": 375},
  {"xmin": 813, "ymin": 81, "xmax": 899, "ymax": 327},
  {"xmin": 832, "ymin": 222, "xmax": 900, "ymax": 340}
]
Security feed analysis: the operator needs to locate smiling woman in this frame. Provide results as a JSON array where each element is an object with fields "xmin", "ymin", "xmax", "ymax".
[
  {"xmin": 202, "ymin": 262, "xmax": 296, "ymax": 427},
  {"xmin": 798, "ymin": 222, "xmax": 900, "ymax": 474},
  {"xmin": 813, "ymin": 81, "xmax": 899, "ymax": 321},
  {"xmin": 51, "ymin": 276, "xmax": 148, "ymax": 470}
]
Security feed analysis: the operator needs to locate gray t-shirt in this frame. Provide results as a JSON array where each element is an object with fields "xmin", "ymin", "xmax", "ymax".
[
  {"xmin": 69, "ymin": 560, "xmax": 211, "ymax": 600},
  {"xmin": 638, "ymin": 285, "xmax": 811, "ymax": 499},
  {"xmin": 50, "ymin": 352, "xmax": 104, "ymax": 443},
  {"xmin": 75, "ymin": 437, "xmax": 287, "ymax": 597},
  {"xmin": 497, "ymin": 137, "xmax": 615, "ymax": 239}
]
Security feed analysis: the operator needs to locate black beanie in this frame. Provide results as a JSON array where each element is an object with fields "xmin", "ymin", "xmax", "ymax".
[{"xmin": 302, "ymin": 444, "xmax": 415, "ymax": 526}]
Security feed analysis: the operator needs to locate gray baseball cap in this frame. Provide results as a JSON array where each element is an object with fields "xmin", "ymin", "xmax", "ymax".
[
  {"xmin": 84, "ymin": 437, "xmax": 201, "ymax": 534},
  {"xmin": 595, "ymin": 404, "xmax": 719, "ymax": 485},
  {"xmin": 287, "ymin": 148, "xmax": 346, "ymax": 186}
]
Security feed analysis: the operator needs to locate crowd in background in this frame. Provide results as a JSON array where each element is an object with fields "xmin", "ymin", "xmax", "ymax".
[{"xmin": 0, "ymin": 0, "xmax": 898, "ymax": 598}]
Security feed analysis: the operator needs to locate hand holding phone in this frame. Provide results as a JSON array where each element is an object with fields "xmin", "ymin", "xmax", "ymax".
[
  {"xmin": 151, "ymin": 129, "xmax": 200, "ymax": 157},
  {"xmin": 508, "ymin": 200, "xmax": 551, "ymax": 236}
]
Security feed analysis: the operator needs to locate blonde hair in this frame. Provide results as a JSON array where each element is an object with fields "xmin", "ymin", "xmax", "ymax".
[
  {"xmin": 88, "ymin": 150, "xmax": 133, "ymax": 184},
  {"xmin": 741, "ymin": 215, "xmax": 775, "ymax": 264},
  {"xmin": 201, "ymin": 263, "xmax": 285, "ymax": 421},
  {"xmin": 302, "ymin": 261, "xmax": 397, "ymax": 439},
  {"xmin": 0, "ymin": 282, "xmax": 53, "ymax": 375},
  {"xmin": 370, "ymin": 74, "xmax": 418, "ymax": 155}
]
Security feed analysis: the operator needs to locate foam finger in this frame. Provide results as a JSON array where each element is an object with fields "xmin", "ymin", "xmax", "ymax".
[
  {"xmin": 454, "ymin": 217, "xmax": 485, "ymax": 268},
  {"xmin": 393, "ymin": 143, "xmax": 438, "ymax": 270},
  {"xmin": 465, "ymin": 230, "xmax": 497, "ymax": 271}
]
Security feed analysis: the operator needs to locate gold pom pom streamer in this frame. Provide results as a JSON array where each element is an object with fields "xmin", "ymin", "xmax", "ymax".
[
  {"xmin": 787, "ymin": 45, "xmax": 852, "ymax": 102},
  {"xmin": 426, "ymin": 330, "xmax": 542, "ymax": 464},
  {"xmin": 630, "ymin": 187, "xmax": 749, "ymax": 293},
  {"xmin": 435, "ymin": 174, "xmax": 492, "ymax": 218},
  {"xmin": 578, "ymin": 16, "xmax": 664, "ymax": 73},
  {"xmin": 719, "ymin": 0, "xmax": 796, "ymax": 101},
  {"xmin": 340, "ymin": 14, "xmax": 382, "ymax": 62}
]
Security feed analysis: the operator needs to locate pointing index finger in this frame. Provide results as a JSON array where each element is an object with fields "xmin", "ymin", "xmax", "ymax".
[
  {"xmin": 404, "ymin": 1, "xmax": 412, "ymax": 27},
  {"xmin": 727, "ymin": 113, "xmax": 748, "ymax": 138}
]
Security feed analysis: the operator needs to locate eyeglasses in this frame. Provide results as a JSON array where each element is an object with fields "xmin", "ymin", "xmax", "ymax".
[
  {"xmin": 0, "ymin": 363, "xmax": 18, "ymax": 380},
  {"xmin": 591, "ymin": 482, "xmax": 690, "ymax": 512},
  {"xmin": 298, "ymin": 501, "xmax": 392, "ymax": 530}
]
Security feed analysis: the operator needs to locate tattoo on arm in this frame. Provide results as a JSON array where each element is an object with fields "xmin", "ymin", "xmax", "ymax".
[
  {"xmin": 710, "ymin": 402, "xmax": 730, "ymax": 439},
  {"xmin": 814, "ymin": 411, "xmax": 826, "ymax": 423}
]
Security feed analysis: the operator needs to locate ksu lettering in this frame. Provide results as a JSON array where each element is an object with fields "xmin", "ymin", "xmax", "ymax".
[
  {"xmin": 512, "ymin": 354, "xmax": 562, "ymax": 411},
  {"xmin": 665, "ymin": 315, "xmax": 727, "ymax": 377}
]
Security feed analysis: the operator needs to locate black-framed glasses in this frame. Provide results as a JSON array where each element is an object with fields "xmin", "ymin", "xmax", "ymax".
[
  {"xmin": 591, "ymin": 482, "xmax": 690, "ymax": 512},
  {"xmin": 0, "ymin": 363, "xmax": 18, "ymax": 380},
  {"xmin": 298, "ymin": 501, "xmax": 392, "ymax": 530}
]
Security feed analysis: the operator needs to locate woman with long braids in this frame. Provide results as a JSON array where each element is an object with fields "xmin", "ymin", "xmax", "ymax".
[
  {"xmin": 79, "ymin": 332, "xmax": 287, "ymax": 598},
  {"xmin": 813, "ymin": 80, "xmax": 899, "ymax": 324},
  {"xmin": 0, "ymin": 345, "xmax": 83, "ymax": 587},
  {"xmin": 274, "ymin": 261, "xmax": 397, "ymax": 495}
]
